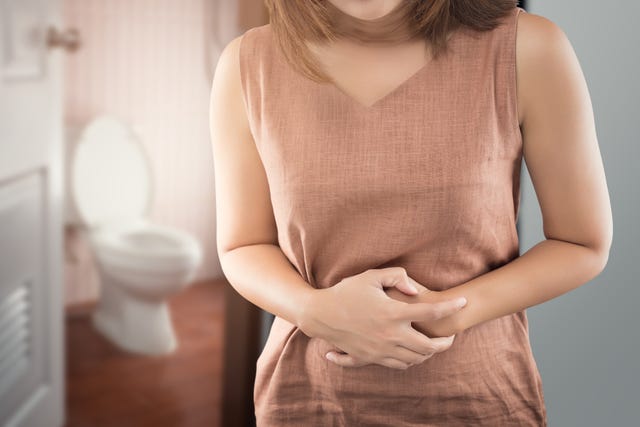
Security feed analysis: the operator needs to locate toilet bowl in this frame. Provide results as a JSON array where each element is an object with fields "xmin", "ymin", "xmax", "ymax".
[{"xmin": 69, "ymin": 115, "xmax": 203, "ymax": 355}]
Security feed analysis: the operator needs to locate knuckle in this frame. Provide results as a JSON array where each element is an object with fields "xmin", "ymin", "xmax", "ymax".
[
  {"xmin": 394, "ymin": 266, "xmax": 407, "ymax": 277},
  {"xmin": 359, "ymin": 270, "xmax": 373, "ymax": 281},
  {"xmin": 431, "ymin": 306, "xmax": 445, "ymax": 319}
]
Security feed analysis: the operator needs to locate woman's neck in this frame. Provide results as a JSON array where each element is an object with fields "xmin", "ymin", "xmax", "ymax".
[{"xmin": 324, "ymin": 1, "xmax": 421, "ymax": 45}]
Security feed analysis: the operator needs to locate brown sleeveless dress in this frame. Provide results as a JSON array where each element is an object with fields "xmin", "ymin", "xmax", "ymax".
[{"xmin": 239, "ymin": 6, "xmax": 547, "ymax": 426}]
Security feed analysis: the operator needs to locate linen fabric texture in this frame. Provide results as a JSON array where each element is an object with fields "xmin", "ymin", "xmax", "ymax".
[{"xmin": 238, "ymin": 6, "xmax": 547, "ymax": 426}]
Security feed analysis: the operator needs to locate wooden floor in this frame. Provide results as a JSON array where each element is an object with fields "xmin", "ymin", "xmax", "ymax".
[{"xmin": 64, "ymin": 279, "xmax": 225, "ymax": 427}]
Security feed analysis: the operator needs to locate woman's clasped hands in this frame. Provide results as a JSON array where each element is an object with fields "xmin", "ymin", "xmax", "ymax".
[{"xmin": 298, "ymin": 267, "xmax": 468, "ymax": 370}]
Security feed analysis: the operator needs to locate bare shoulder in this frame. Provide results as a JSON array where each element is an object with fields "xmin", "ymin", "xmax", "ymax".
[
  {"xmin": 516, "ymin": 10, "xmax": 572, "ymax": 58},
  {"xmin": 515, "ymin": 10, "xmax": 582, "ymax": 126},
  {"xmin": 210, "ymin": 33, "xmax": 244, "ymax": 98},
  {"xmin": 209, "ymin": 31, "xmax": 254, "ymax": 146}
]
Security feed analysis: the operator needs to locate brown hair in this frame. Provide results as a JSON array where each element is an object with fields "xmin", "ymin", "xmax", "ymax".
[{"xmin": 264, "ymin": 0, "xmax": 519, "ymax": 83}]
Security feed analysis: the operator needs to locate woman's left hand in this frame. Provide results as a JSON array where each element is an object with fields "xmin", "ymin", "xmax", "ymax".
[{"xmin": 325, "ymin": 276, "xmax": 464, "ymax": 368}]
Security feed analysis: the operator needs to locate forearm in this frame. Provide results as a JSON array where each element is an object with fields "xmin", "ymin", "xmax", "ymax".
[
  {"xmin": 388, "ymin": 238, "xmax": 608, "ymax": 336},
  {"xmin": 220, "ymin": 244, "xmax": 315, "ymax": 328}
]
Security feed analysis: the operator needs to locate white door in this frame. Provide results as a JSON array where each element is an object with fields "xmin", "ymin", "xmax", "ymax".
[{"xmin": 0, "ymin": 0, "xmax": 67, "ymax": 426}]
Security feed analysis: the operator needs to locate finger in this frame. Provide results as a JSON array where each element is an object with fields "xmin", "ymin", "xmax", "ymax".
[
  {"xmin": 397, "ymin": 298, "xmax": 467, "ymax": 322},
  {"xmin": 427, "ymin": 334, "xmax": 457, "ymax": 353},
  {"xmin": 372, "ymin": 266, "xmax": 414, "ymax": 293},
  {"xmin": 407, "ymin": 277, "xmax": 430, "ymax": 293},
  {"xmin": 395, "ymin": 274, "xmax": 419, "ymax": 295},
  {"xmin": 326, "ymin": 351, "xmax": 411, "ymax": 370},
  {"xmin": 399, "ymin": 325, "xmax": 446, "ymax": 355},
  {"xmin": 325, "ymin": 352, "xmax": 367, "ymax": 368},
  {"xmin": 378, "ymin": 357, "xmax": 412, "ymax": 370},
  {"xmin": 389, "ymin": 345, "xmax": 433, "ymax": 365}
]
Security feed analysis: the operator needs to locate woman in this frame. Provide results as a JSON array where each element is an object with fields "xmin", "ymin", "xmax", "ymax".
[{"xmin": 209, "ymin": 0, "xmax": 612, "ymax": 425}]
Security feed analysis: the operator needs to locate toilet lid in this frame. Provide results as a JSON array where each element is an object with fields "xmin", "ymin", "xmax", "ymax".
[{"xmin": 72, "ymin": 115, "xmax": 152, "ymax": 227}]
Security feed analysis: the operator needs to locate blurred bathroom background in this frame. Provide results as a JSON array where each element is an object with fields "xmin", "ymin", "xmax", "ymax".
[
  {"xmin": 62, "ymin": 0, "xmax": 262, "ymax": 306},
  {"xmin": 1, "ymin": 0, "xmax": 268, "ymax": 426},
  {"xmin": 1, "ymin": 0, "xmax": 639, "ymax": 427}
]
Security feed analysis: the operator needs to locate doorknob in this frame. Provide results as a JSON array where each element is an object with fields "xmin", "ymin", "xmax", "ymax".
[{"xmin": 46, "ymin": 26, "xmax": 81, "ymax": 52}]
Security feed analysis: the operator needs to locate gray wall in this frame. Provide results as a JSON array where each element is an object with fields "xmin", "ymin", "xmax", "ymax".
[{"xmin": 520, "ymin": 2, "xmax": 639, "ymax": 426}]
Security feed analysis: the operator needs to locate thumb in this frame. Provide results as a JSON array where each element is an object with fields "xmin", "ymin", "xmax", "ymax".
[{"xmin": 374, "ymin": 267, "xmax": 418, "ymax": 295}]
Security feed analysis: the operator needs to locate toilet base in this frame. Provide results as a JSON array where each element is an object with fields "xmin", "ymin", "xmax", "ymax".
[{"xmin": 91, "ymin": 275, "xmax": 178, "ymax": 356}]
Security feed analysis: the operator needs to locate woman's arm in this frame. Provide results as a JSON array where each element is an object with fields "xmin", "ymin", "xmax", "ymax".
[
  {"xmin": 387, "ymin": 12, "xmax": 612, "ymax": 337},
  {"xmin": 210, "ymin": 34, "xmax": 316, "ymax": 327}
]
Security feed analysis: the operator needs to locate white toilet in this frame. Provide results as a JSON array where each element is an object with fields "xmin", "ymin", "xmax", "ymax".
[{"xmin": 68, "ymin": 115, "xmax": 203, "ymax": 356}]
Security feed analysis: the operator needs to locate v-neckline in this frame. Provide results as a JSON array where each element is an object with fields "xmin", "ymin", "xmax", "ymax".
[
  {"xmin": 327, "ymin": 58, "xmax": 433, "ymax": 111},
  {"xmin": 322, "ymin": 30, "xmax": 462, "ymax": 112}
]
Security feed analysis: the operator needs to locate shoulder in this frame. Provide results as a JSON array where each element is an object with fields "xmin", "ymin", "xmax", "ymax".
[
  {"xmin": 516, "ymin": 9, "xmax": 575, "ymax": 68},
  {"xmin": 211, "ymin": 35, "xmax": 243, "ymax": 106},
  {"xmin": 212, "ymin": 24, "xmax": 271, "ymax": 88},
  {"xmin": 214, "ymin": 33, "xmax": 243, "ymax": 79},
  {"xmin": 236, "ymin": 23, "xmax": 273, "ymax": 53},
  {"xmin": 214, "ymin": 23, "xmax": 272, "ymax": 73},
  {"xmin": 515, "ymin": 10, "xmax": 581, "ymax": 124},
  {"xmin": 210, "ymin": 25, "xmax": 275, "ymax": 127},
  {"xmin": 210, "ymin": 29, "xmax": 252, "ymax": 114}
]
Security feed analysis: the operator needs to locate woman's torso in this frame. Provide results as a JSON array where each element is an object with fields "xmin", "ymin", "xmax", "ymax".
[{"xmin": 239, "ymin": 6, "xmax": 547, "ymax": 426}]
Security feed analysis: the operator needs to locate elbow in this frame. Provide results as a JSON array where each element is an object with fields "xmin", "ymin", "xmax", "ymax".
[
  {"xmin": 575, "ymin": 217, "xmax": 613, "ymax": 277},
  {"xmin": 217, "ymin": 239, "xmax": 245, "ymax": 265},
  {"xmin": 596, "ymin": 214, "xmax": 614, "ymax": 273},
  {"xmin": 595, "ymin": 220, "xmax": 613, "ymax": 273},
  {"xmin": 588, "ymin": 250, "xmax": 609, "ymax": 280},
  {"xmin": 593, "ymin": 244, "xmax": 611, "ymax": 275},
  {"xmin": 588, "ymin": 233, "xmax": 612, "ymax": 277}
]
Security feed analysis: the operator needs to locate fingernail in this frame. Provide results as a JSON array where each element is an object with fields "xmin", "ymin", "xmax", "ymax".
[
  {"xmin": 326, "ymin": 353, "xmax": 334, "ymax": 361},
  {"xmin": 456, "ymin": 297, "xmax": 467, "ymax": 307}
]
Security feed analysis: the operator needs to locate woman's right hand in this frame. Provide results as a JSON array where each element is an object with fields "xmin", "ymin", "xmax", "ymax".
[{"xmin": 298, "ymin": 267, "xmax": 468, "ymax": 370}]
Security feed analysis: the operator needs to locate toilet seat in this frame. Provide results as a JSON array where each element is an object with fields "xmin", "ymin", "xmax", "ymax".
[{"xmin": 92, "ymin": 219, "xmax": 202, "ymax": 272}]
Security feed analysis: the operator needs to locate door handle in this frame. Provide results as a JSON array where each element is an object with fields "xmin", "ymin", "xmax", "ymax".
[{"xmin": 46, "ymin": 26, "xmax": 81, "ymax": 52}]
